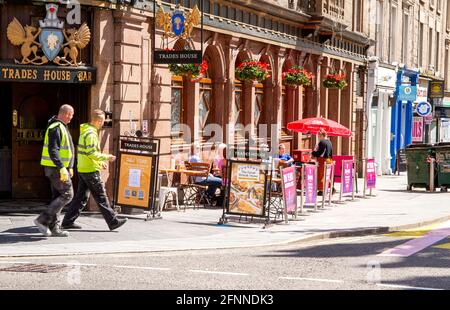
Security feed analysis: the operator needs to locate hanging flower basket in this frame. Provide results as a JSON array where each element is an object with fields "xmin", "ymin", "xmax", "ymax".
[
  {"xmin": 168, "ymin": 60, "xmax": 208, "ymax": 82},
  {"xmin": 235, "ymin": 60, "xmax": 271, "ymax": 82},
  {"xmin": 282, "ymin": 66, "xmax": 314, "ymax": 87},
  {"xmin": 322, "ymin": 71, "xmax": 348, "ymax": 89}
]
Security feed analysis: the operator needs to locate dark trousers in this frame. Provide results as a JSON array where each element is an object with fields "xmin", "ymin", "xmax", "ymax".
[
  {"xmin": 62, "ymin": 171, "xmax": 118, "ymax": 228},
  {"xmin": 196, "ymin": 175, "xmax": 222, "ymax": 198},
  {"xmin": 38, "ymin": 167, "xmax": 74, "ymax": 229}
]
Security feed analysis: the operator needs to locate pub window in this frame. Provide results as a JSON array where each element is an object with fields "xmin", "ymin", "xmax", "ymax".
[
  {"xmin": 254, "ymin": 84, "xmax": 264, "ymax": 135},
  {"xmin": 199, "ymin": 79, "xmax": 212, "ymax": 140},
  {"xmin": 250, "ymin": 13, "xmax": 258, "ymax": 26},
  {"xmin": 234, "ymin": 80, "xmax": 243, "ymax": 139},
  {"xmin": 260, "ymin": 17, "xmax": 265, "ymax": 28},
  {"xmin": 192, "ymin": 0, "xmax": 200, "ymax": 8},
  {"xmin": 228, "ymin": 7, "xmax": 236, "ymax": 20},
  {"xmin": 355, "ymin": 68, "xmax": 364, "ymax": 97},
  {"xmin": 213, "ymin": 3, "xmax": 220, "ymax": 16},
  {"xmin": 220, "ymin": 5, "xmax": 227, "ymax": 18},
  {"xmin": 171, "ymin": 77, "xmax": 184, "ymax": 137},
  {"xmin": 204, "ymin": 0, "xmax": 210, "ymax": 13},
  {"xmin": 280, "ymin": 23, "xmax": 285, "ymax": 33},
  {"xmin": 236, "ymin": 9, "xmax": 243, "ymax": 22},
  {"xmin": 281, "ymin": 86, "xmax": 287, "ymax": 134},
  {"xmin": 183, "ymin": 0, "xmax": 190, "ymax": 8},
  {"xmin": 272, "ymin": 21, "xmax": 278, "ymax": 32},
  {"xmin": 265, "ymin": 18, "xmax": 272, "ymax": 29},
  {"xmin": 243, "ymin": 11, "xmax": 250, "ymax": 24}
]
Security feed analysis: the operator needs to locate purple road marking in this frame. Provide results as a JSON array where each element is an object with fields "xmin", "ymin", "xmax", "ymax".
[{"xmin": 379, "ymin": 227, "xmax": 450, "ymax": 257}]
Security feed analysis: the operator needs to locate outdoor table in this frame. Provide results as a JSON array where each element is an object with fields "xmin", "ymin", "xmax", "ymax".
[{"xmin": 159, "ymin": 168, "xmax": 206, "ymax": 176}]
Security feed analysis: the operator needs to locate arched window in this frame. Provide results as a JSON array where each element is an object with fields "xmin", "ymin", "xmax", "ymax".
[
  {"xmin": 199, "ymin": 55, "xmax": 213, "ymax": 142},
  {"xmin": 254, "ymin": 83, "xmax": 264, "ymax": 135},
  {"xmin": 170, "ymin": 39, "xmax": 189, "ymax": 142},
  {"xmin": 234, "ymin": 79, "xmax": 243, "ymax": 140},
  {"xmin": 199, "ymin": 78, "xmax": 212, "ymax": 141},
  {"xmin": 171, "ymin": 76, "xmax": 183, "ymax": 137}
]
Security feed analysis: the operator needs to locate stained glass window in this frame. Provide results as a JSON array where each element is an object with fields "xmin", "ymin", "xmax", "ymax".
[{"xmin": 171, "ymin": 79, "xmax": 183, "ymax": 136}]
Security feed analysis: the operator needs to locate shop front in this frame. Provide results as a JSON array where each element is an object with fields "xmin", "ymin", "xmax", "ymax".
[
  {"xmin": 390, "ymin": 67, "xmax": 419, "ymax": 172},
  {"xmin": 436, "ymin": 98, "xmax": 450, "ymax": 143},
  {"xmin": 367, "ymin": 61, "xmax": 397, "ymax": 175},
  {"xmin": 0, "ymin": 3, "xmax": 96, "ymax": 199}
]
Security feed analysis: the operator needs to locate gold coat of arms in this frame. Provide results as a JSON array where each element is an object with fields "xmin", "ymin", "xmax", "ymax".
[
  {"xmin": 156, "ymin": 4, "xmax": 201, "ymax": 48},
  {"xmin": 7, "ymin": 4, "xmax": 91, "ymax": 67}
]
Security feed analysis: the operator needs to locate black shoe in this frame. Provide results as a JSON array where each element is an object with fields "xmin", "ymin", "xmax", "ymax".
[
  {"xmin": 109, "ymin": 218, "xmax": 127, "ymax": 231},
  {"xmin": 61, "ymin": 222, "xmax": 82, "ymax": 229}
]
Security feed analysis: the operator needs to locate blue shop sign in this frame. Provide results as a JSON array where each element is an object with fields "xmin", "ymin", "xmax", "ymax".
[
  {"xmin": 398, "ymin": 85, "xmax": 417, "ymax": 101},
  {"xmin": 416, "ymin": 101, "xmax": 432, "ymax": 117}
]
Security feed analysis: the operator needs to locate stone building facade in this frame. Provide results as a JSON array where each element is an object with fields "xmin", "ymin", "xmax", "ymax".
[
  {"xmin": 0, "ymin": 0, "xmax": 372, "ymax": 202},
  {"xmin": 367, "ymin": 0, "xmax": 450, "ymax": 175}
]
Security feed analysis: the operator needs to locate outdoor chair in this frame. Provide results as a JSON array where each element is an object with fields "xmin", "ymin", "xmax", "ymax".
[
  {"xmin": 266, "ymin": 176, "xmax": 285, "ymax": 221},
  {"xmin": 158, "ymin": 170, "xmax": 181, "ymax": 212},
  {"xmin": 183, "ymin": 162, "xmax": 215, "ymax": 209}
]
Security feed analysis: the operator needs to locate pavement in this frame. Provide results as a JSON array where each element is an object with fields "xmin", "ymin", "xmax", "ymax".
[{"xmin": 0, "ymin": 174, "xmax": 449, "ymax": 257}]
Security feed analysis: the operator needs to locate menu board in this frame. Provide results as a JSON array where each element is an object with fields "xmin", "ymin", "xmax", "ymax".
[
  {"xmin": 116, "ymin": 153, "xmax": 153, "ymax": 209},
  {"xmin": 227, "ymin": 161, "xmax": 266, "ymax": 216}
]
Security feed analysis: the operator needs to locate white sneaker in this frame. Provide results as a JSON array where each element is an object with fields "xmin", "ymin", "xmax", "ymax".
[
  {"xmin": 34, "ymin": 218, "xmax": 51, "ymax": 237},
  {"xmin": 50, "ymin": 226, "xmax": 70, "ymax": 237}
]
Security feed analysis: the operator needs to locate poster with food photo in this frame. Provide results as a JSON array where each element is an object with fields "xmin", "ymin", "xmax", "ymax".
[{"xmin": 227, "ymin": 161, "xmax": 266, "ymax": 216}]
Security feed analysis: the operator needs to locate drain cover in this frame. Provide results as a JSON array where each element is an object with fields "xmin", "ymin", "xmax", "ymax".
[{"xmin": 0, "ymin": 264, "xmax": 67, "ymax": 273}]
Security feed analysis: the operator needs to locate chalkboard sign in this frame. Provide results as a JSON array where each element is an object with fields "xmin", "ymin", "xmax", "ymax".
[{"xmin": 396, "ymin": 149, "xmax": 407, "ymax": 174}]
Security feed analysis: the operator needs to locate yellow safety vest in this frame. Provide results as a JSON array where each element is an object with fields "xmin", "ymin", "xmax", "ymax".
[{"xmin": 40, "ymin": 122, "xmax": 73, "ymax": 168}]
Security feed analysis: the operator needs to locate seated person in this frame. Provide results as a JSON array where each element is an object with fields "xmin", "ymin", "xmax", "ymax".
[
  {"xmin": 188, "ymin": 143, "xmax": 222, "ymax": 201},
  {"xmin": 278, "ymin": 144, "xmax": 294, "ymax": 167}
]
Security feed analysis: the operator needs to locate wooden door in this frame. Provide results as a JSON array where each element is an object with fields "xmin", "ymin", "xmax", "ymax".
[{"xmin": 12, "ymin": 84, "xmax": 54, "ymax": 198}]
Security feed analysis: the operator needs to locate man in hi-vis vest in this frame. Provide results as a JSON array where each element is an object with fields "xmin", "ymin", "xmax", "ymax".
[
  {"xmin": 62, "ymin": 109, "xmax": 127, "ymax": 231},
  {"xmin": 35, "ymin": 104, "xmax": 75, "ymax": 237}
]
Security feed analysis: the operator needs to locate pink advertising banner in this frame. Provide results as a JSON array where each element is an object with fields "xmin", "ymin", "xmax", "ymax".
[
  {"xmin": 324, "ymin": 164, "xmax": 333, "ymax": 196},
  {"xmin": 412, "ymin": 117, "xmax": 424, "ymax": 142},
  {"xmin": 342, "ymin": 160, "xmax": 353, "ymax": 194},
  {"xmin": 304, "ymin": 164, "xmax": 317, "ymax": 204},
  {"xmin": 366, "ymin": 158, "xmax": 376, "ymax": 189},
  {"xmin": 281, "ymin": 166, "xmax": 297, "ymax": 213}
]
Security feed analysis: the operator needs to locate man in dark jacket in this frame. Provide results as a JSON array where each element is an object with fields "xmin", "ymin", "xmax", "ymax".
[
  {"xmin": 34, "ymin": 105, "xmax": 75, "ymax": 237},
  {"xmin": 312, "ymin": 128, "xmax": 333, "ymax": 193}
]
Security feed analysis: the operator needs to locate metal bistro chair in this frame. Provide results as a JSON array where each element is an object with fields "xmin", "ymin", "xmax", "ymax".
[
  {"xmin": 183, "ymin": 162, "xmax": 214, "ymax": 209},
  {"xmin": 158, "ymin": 169, "xmax": 181, "ymax": 212},
  {"xmin": 267, "ymin": 164, "xmax": 285, "ymax": 221}
]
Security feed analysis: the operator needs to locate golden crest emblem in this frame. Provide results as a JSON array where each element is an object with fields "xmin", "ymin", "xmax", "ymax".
[
  {"xmin": 6, "ymin": 4, "xmax": 91, "ymax": 67},
  {"xmin": 156, "ymin": 4, "xmax": 201, "ymax": 48},
  {"xmin": 7, "ymin": 17, "xmax": 46, "ymax": 65}
]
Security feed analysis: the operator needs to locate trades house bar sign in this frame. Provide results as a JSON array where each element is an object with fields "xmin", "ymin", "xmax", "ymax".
[
  {"xmin": 153, "ymin": 1, "xmax": 203, "ymax": 64},
  {"xmin": 2, "ymin": 3, "xmax": 96, "ymax": 84}
]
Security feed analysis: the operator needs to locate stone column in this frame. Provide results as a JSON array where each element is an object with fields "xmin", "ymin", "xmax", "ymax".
[
  {"xmin": 243, "ymin": 80, "xmax": 256, "ymax": 142},
  {"xmin": 319, "ymin": 57, "xmax": 330, "ymax": 118},
  {"xmin": 340, "ymin": 61, "xmax": 354, "ymax": 156},
  {"xmin": 271, "ymin": 49, "xmax": 284, "ymax": 152},
  {"xmin": 89, "ymin": 8, "xmax": 115, "ymax": 209},
  {"xmin": 212, "ymin": 77, "xmax": 227, "ymax": 144},
  {"xmin": 224, "ymin": 37, "xmax": 239, "ymax": 146}
]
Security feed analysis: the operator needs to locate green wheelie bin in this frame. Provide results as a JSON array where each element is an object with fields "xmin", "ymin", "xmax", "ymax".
[
  {"xmin": 434, "ymin": 142, "xmax": 450, "ymax": 192},
  {"xmin": 405, "ymin": 144, "xmax": 435, "ymax": 191}
]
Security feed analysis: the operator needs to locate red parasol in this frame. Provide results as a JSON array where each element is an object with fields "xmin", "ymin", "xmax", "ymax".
[{"xmin": 287, "ymin": 117, "xmax": 352, "ymax": 137}]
